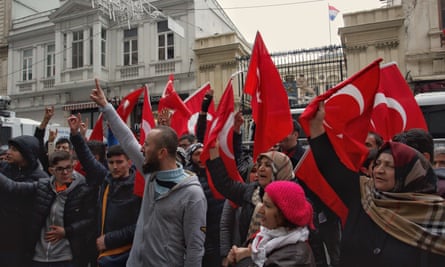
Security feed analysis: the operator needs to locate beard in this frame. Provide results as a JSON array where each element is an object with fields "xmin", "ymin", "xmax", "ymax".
[{"xmin": 143, "ymin": 160, "xmax": 161, "ymax": 174}]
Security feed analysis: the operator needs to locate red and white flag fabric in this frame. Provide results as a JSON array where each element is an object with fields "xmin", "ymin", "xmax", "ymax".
[
  {"xmin": 158, "ymin": 74, "xmax": 191, "ymax": 120},
  {"xmin": 296, "ymin": 58, "xmax": 382, "ymax": 225},
  {"xmin": 88, "ymin": 113, "xmax": 104, "ymax": 141},
  {"xmin": 134, "ymin": 85, "xmax": 156, "ymax": 197},
  {"xmin": 371, "ymin": 62, "xmax": 428, "ymax": 141},
  {"xmin": 328, "ymin": 5, "xmax": 340, "ymax": 21},
  {"xmin": 244, "ymin": 31, "xmax": 293, "ymax": 160},
  {"xmin": 170, "ymin": 82, "xmax": 215, "ymax": 137},
  {"xmin": 201, "ymin": 78, "xmax": 244, "ymax": 200}
]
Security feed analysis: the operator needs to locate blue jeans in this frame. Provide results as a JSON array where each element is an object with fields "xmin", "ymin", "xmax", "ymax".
[{"xmin": 31, "ymin": 261, "xmax": 75, "ymax": 267}]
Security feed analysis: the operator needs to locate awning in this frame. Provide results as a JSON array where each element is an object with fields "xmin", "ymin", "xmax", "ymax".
[{"xmin": 63, "ymin": 102, "xmax": 98, "ymax": 111}]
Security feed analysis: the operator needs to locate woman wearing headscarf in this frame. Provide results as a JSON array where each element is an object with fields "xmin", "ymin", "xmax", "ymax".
[
  {"xmin": 227, "ymin": 180, "xmax": 315, "ymax": 267},
  {"xmin": 309, "ymin": 102, "xmax": 445, "ymax": 267},
  {"xmin": 207, "ymin": 146, "xmax": 297, "ymax": 264}
]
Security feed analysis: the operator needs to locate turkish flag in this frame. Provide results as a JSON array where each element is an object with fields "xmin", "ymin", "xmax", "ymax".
[
  {"xmin": 371, "ymin": 62, "xmax": 428, "ymax": 141},
  {"xmin": 296, "ymin": 58, "xmax": 382, "ymax": 225},
  {"xmin": 201, "ymin": 78, "xmax": 244, "ymax": 200},
  {"xmin": 158, "ymin": 74, "xmax": 191, "ymax": 119},
  {"xmin": 134, "ymin": 86, "xmax": 156, "ymax": 197},
  {"xmin": 170, "ymin": 82, "xmax": 215, "ymax": 137},
  {"xmin": 88, "ymin": 113, "xmax": 104, "ymax": 141},
  {"xmin": 244, "ymin": 32, "xmax": 293, "ymax": 160}
]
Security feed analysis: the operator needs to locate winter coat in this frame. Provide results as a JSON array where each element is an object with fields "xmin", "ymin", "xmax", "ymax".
[
  {"xmin": 0, "ymin": 172, "xmax": 95, "ymax": 267},
  {"xmin": 70, "ymin": 133, "xmax": 141, "ymax": 250},
  {"xmin": 310, "ymin": 133, "xmax": 445, "ymax": 267},
  {"xmin": 207, "ymin": 157, "xmax": 261, "ymax": 245},
  {"xmin": 262, "ymin": 242, "xmax": 315, "ymax": 267},
  {"xmin": 0, "ymin": 135, "xmax": 49, "ymax": 267}
]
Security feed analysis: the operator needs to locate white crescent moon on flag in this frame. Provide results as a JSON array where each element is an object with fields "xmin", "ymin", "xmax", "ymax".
[
  {"xmin": 122, "ymin": 99, "xmax": 130, "ymax": 113},
  {"xmin": 326, "ymin": 84, "xmax": 365, "ymax": 115},
  {"xmin": 373, "ymin": 92, "xmax": 407, "ymax": 130},
  {"xmin": 187, "ymin": 112, "xmax": 214, "ymax": 134},
  {"xmin": 141, "ymin": 120, "xmax": 151, "ymax": 138},
  {"xmin": 218, "ymin": 113, "xmax": 235, "ymax": 160}
]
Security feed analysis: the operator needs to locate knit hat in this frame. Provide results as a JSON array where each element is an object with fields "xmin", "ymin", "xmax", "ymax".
[
  {"xmin": 8, "ymin": 135, "xmax": 40, "ymax": 167},
  {"xmin": 257, "ymin": 151, "xmax": 294, "ymax": 181},
  {"xmin": 265, "ymin": 181, "xmax": 314, "ymax": 229}
]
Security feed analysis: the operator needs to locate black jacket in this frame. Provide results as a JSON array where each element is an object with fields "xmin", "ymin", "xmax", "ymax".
[
  {"xmin": 0, "ymin": 173, "xmax": 95, "ymax": 267},
  {"xmin": 70, "ymin": 133, "xmax": 141, "ymax": 250},
  {"xmin": 310, "ymin": 133, "xmax": 445, "ymax": 267},
  {"xmin": 207, "ymin": 157, "xmax": 260, "ymax": 244},
  {"xmin": 0, "ymin": 135, "xmax": 49, "ymax": 267}
]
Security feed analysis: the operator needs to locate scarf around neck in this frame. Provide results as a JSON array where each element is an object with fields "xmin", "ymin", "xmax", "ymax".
[
  {"xmin": 251, "ymin": 226, "xmax": 309, "ymax": 267},
  {"xmin": 360, "ymin": 176, "xmax": 445, "ymax": 255}
]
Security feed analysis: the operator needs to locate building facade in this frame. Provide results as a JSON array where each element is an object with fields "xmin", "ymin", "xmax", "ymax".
[
  {"xmin": 0, "ymin": 0, "xmax": 12, "ymax": 98},
  {"xmin": 6, "ymin": 0, "xmax": 250, "ymax": 127},
  {"xmin": 339, "ymin": 0, "xmax": 445, "ymax": 92}
]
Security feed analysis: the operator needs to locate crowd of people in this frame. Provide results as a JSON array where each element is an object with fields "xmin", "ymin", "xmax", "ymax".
[{"xmin": 0, "ymin": 80, "xmax": 445, "ymax": 267}]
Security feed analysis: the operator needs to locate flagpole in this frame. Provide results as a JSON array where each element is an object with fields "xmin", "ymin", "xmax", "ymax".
[{"xmin": 328, "ymin": 3, "xmax": 332, "ymax": 45}]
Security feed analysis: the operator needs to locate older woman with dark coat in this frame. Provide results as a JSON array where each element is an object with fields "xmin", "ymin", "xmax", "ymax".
[{"xmin": 309, "ymin": 102, "xmax": 445, "ymax": 267}]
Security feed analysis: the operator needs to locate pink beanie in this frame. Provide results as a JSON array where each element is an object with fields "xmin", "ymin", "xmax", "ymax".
[{"xmin": 265, "ymin": 181, "xmax": 314, "ymax": 229}]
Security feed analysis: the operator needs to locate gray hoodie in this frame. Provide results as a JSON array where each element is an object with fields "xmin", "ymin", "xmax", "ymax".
[{"xmin": 101, "ymin": 103, "xmax": 207, "ymax": 267}]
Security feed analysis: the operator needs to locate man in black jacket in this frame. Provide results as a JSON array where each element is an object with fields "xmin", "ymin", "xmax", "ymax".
[
  {"xmin": 68, "ymin": 114, "xmax": 141, "ymax": 265},
  {"xmin": 0, "ymin": 135, "xmax": 49, "ymax": 267}
]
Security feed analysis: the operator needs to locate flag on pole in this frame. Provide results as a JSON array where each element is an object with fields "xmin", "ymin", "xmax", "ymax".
[
  {"xmin": 201, "ymin": 77, "xmax": 244, "ymax": 200},
  {"xmin": 296, "ymin": 58, "xmax": 382, "ymax": 225},
  {"xmin": 371, "ymin": 62, "xmax": 428, "ymax": 141},
  {"xmin": 170, "ymin": 82, "xmax": 215, "ymax": 137},
  {"xmin": 328, "ymin": 5, "xmax": 340, "ymax": 21},
  {"xmin": 158, "ymin": 74, "xmax": 192, "ymax": 118},
  {"xmin": 244, "ymin": 31, "xmax": 293, "ymax": 160},
  {"xmin": 134, "ymin": 85, "xmax": 156, "ymax": 197}
]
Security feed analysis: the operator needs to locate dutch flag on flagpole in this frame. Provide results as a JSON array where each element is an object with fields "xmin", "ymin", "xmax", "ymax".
[{"xmin": 328, "ymin": 5, "xmax": 340, "ymax": 21}]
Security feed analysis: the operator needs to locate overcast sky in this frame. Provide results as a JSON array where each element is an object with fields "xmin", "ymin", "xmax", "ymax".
[{"xmin": 217, "ymin": 0, "xmax": 383, "ymax": 52}]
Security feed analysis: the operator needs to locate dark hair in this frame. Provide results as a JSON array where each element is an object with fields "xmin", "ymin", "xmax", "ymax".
[
  {"xmin": 87, "ymin": 140, "xmax": 106, "ymax": 163},
  {"xmin": 392, "ymin": 128, "xmax": 434, "ymax": 164},
  {"xmin": 363, "ymin": 148, "xmax": 378, "ymax": 169},
  {"xmin": 55, "ymin": 137, "xmax": 73, "ymax": 150},
  {"xmin": 292, "ymin": 120, "xmax": 301, "ymax": 135},
  {"xmin": 106, "ymin": 145, "xmax": 128, "ymax": 159},
  {"xmin": 368, "ymin": 131, "xmax": 383, "ymax": 148},
  {"xmin": 155, "ymin": 126, "xmax": 178, "ymax": 158},
  {"xmin": 179, "ymin": 134, "xmax": 196, "ymax": 144},
  {"xmin": 49, "ymin": 150, "xmax": 72, "ymax": 166}
]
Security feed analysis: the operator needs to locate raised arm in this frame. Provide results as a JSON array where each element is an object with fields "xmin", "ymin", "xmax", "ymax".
[
  {"xmin": 206, "ymin": 143, "xmax": 248, "ymax": 206},
  {"xmin": 90, "ymin": 79, "xmax": 144, "ymax": 173},
  {"xmin": 68, "ymin": 114, "xmax": 108, "ymax": 187},
  {"xmin": 0, "ymin": 173, "xmax": 37, "ymax": 195},
  {"xmin": 196, "ymin": 90, "xmax": 213, "ymax": 143},
  {"xmin": 308, "ymin": 102, "xmax": 360, "ymax": 205}
]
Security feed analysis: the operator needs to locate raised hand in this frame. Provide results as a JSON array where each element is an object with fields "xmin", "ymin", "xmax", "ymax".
[
  {"xmin": 48, "ymin": 128, "xmax": 58, "ymax": 143},
  {"xmin": 234, "ymin": 111, "xmax": 244, "ymax": 134},
  {"xmin": 79, "ymin": 116, "xmax": 89, "ymax": 139},
  {"xmin": 157, "ymin": 108, "xmax": 172, "ymax": 126},
  {"xmin": 90, "ymin": 78, "xmax": 108, "ymax": 107},
  {"xmin": 67, "ymin": 114, "xmax": 82, "ymax": 135}
]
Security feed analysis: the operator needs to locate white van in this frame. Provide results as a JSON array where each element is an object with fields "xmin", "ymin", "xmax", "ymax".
[{"xmin": 415, "ymin": 91, "xmax": 445, "ymax": 143}]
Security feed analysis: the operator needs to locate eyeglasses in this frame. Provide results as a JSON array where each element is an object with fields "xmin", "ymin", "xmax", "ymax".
[{"xmin": 54, "ymin": 166, "xmax": 73, "ymax": 173}]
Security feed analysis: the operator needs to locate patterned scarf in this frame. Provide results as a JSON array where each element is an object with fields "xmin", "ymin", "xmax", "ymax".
[
  {"xmin": 251, "ymin": 226, "xmax": 309, "ymax": 267},
  {"xmin": 246, "ymin": 186, "xmax": 263, "ymax": 243},
  {"xmin": 360, "ymin": 176, "xmax": 445, "ymax": 255}
]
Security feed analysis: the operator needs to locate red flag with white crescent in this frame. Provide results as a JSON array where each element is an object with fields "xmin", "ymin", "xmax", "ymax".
[
  {"xmin": 296, "ymin": 58, "xmax": 382, "ymax": 225},
  {"xmin": 170, "ymin": 82, "xmax": 215, "ymax": 137},
  {"xmin": 134, "ymin": 86, "xmax": 156, "ymax": 197},
  {"xmin": 371, "ymin": 62, "xmax": 427, "ymax": 141},
  {"xmin": 201, "ymin": 78, "xmax": 244, "ymax": 200}
]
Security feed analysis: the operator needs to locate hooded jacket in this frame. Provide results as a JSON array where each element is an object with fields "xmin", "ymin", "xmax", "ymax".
[
  {"xmin": 0, "ymin": 171, "xmax": 95, "ymax": 267},
  {"xmin": 0, "ymin": 135, "xmax": 49, "ymax": 267}
]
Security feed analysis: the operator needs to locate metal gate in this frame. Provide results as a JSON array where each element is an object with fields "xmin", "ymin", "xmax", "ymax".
[{"xmin": 236, "ymin": 45, "xmax": 346, "ymax": 113}]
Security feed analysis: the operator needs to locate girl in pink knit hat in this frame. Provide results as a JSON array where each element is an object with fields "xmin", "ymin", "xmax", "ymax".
[{"xmin": 225, "ymin": 180, "xmax": 315, "ymax": 267}]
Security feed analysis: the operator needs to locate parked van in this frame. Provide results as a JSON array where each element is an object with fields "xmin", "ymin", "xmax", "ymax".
[{"xmin": 415, "ymin": 91, "xmax": 445, "ymax": 143}]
